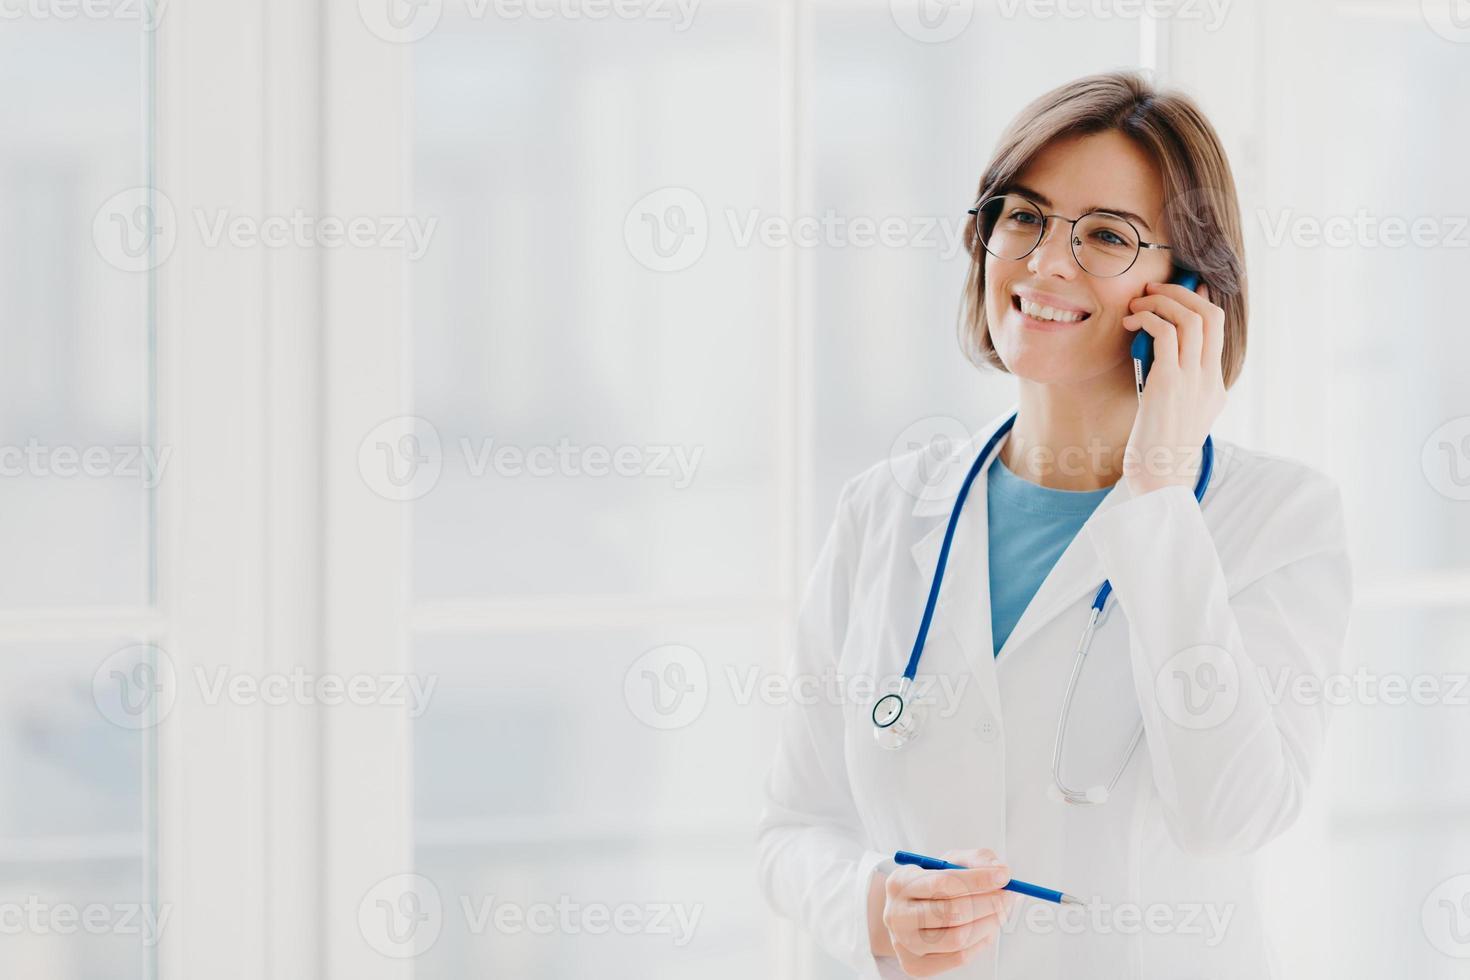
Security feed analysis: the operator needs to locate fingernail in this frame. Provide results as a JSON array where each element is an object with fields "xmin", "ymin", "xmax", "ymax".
[{"xmin": 991, "ymin": 870, "xmax": 1010, "ymax": 887}]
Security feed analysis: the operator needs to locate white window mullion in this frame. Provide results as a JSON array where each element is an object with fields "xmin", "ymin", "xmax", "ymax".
[
  {"xmin": 260, "ymin": 0, "xmax": 329, "ymax": 974},
  {"xmin": 319, "ymin": 6, "xmax": 414, "ymax": 979},
  {"xmin": 153, "ymin": 1, "xmax": 270, "ymax": 976}
]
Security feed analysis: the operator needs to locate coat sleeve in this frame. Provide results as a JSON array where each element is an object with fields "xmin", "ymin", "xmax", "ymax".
[
  {"xmin": 755, "ymin": 472, "xmax": 897, "ymax": 979},
  {"xmin": 1083, "ymin": 464, "xmax": 1354, "ymax": 857}
]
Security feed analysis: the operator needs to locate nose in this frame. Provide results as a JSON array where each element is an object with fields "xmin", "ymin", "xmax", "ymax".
[{"xmin": 1026, "ymin": 216, "xmax": 1078, "ymax": 279}]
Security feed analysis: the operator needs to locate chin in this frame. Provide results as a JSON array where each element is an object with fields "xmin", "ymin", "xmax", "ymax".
[
  {"xmin": 989, "ymin": 322, "xmax": 1125, "ymax": 386},
  {"xmin": 996, "ymin": 342, "xmax": 1087, "ymax": 384}
]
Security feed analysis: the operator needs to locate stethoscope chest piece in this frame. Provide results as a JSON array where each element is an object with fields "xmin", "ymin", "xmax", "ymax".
[{"xmin": 871, "ymin": 680, "xmax": 923, "ymax": 750}]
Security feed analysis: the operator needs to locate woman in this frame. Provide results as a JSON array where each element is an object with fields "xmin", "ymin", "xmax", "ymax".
[{"xmin": 756, "ymin": 70, "xmax": 1353, "ymax": 979}]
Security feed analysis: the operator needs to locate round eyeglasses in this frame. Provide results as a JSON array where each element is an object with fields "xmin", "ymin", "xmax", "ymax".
[{"xmin": 968, "ymin": 193, "xmax": 1173, "ymax": 278}]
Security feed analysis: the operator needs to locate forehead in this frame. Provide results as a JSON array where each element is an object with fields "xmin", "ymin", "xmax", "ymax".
[{"xmin": 1013, "ymin": 131, "xmax": 1164, "ymax": 227}]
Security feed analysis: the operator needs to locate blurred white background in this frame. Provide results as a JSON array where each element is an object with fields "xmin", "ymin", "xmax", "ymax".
[{"xmin": 2, "ymin": 0, "xmax": 1469, "ymax": 976}]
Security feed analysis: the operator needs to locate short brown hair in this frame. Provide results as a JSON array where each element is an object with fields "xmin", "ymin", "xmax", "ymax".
[{"xmin": 960, "ymin": 70, "xmax": 1248, "ymax": 388}]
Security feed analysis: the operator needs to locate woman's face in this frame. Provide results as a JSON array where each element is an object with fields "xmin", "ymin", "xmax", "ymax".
[{"xmin": 982, "ymin": 130, "xmax": 1175, "ymax": 386}]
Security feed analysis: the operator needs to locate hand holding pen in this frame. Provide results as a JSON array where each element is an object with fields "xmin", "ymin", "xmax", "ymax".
[
  {"xmin": 875, "ymin": 848, "xmax": 1021, "ymax": 977},
  {"xmin": 893, "ymin": 850, "xmax": 1083, "ymax": 905}
]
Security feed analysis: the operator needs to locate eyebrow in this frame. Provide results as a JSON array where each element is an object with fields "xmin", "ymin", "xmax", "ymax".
[{"xmin": 999, "ymin": 183, "xmax": 1156, "ymax": 236}]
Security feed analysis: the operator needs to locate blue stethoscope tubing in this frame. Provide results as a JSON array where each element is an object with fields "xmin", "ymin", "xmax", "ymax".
[
  {"xmin": 873, "ymin": 408, "xmax": 1215, "ymax": 800},
  {"xmin": 906, "ymin": 411, "xmax": 1212, "ymax": 681}
]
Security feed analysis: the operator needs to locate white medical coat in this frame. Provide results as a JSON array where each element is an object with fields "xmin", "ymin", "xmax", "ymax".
[{"xmin": 756, "ymin": 406, "xmax": 1354, "ymax": 979}]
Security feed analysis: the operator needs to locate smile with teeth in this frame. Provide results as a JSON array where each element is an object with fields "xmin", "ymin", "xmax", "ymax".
[{"xmin": 1015, "ymin": 295, "xmax": 1090, "ymax": 323}]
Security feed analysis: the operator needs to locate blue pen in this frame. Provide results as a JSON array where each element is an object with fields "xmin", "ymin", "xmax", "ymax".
[{"xmin": 893, "ymin": 851, "xmax": 1084, "ymax": 906}]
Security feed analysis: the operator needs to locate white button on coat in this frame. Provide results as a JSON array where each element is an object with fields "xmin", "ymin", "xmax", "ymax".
[{"xmin": 756, "ymin": 406, "xmax": 1354, "ymax": 979}]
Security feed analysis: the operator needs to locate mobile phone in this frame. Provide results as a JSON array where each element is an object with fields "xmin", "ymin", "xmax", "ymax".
[{"xmin": 1131, "ymin": 268, "xmax": 1201, "ymax": 395}]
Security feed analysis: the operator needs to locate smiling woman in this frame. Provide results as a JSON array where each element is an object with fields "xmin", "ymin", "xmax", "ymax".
[
  {"xmin": 960, "ymin": 70, "xmax": 1248, "ymax": 395},
  {"xmin": 756, "ymin": 68, "xmax": 1353, "ymax": 980}
]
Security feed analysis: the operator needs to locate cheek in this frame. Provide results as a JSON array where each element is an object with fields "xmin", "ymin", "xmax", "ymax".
[
  {"xmin": 982, "ymin": 258, "xmax": 1021, "ymax": 321},
  {"xmin": 1089, "ymin": 284, "xmax": 1140, "ymax": 335},
  {"xmin": 1090, "ymin": 280, "xmax": 1127, "ymax": 316}
]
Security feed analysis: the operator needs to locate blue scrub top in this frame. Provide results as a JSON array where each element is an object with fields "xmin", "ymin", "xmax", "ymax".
[{"xmin": 986, "ymin": 454, "xmax": 1112, "ymax": 657}]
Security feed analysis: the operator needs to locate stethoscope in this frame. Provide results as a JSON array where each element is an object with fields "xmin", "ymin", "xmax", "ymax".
[{"xmin": 871, "ymin": 411, "xmax": 1214, "ymax": 806}]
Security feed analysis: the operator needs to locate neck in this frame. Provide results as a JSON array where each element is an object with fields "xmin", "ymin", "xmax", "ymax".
[{"xmin": 999, "ymin": 370, "xmax": 1137, "ymax": 491}]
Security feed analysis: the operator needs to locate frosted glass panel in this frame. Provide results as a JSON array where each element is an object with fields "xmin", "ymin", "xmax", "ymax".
[
  {"xmin": 0, "ymin": 641, "xmax": 154, "ymax": 980},
  {"xmin": 0, "ymin": 20, "xmax": 153, "ymax": 609},
  {"xmin": 409, "ymin": 4, "xmax": 786, "ymax": 601}
]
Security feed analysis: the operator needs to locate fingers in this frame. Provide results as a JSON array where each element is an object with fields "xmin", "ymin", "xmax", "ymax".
[
  {"xmin": 906, "ymin": 911, "xmax": 1004, "ymax": 956},
  {"xmin": 1123, "ymin": 310, "xmax": 1179, "ymax": 373},
  {"xmin": 897, "ymin": 863, "xmax": 1010, "ymax": 899},
  {"xmin": 1131, "ymin": 281, "xmax": 1223, "ymax": 373},
  {"xmin": 881, "ymin": 848, "xmax": 1017, "ymax": 976},
  {"xmin": 885, "ymin": 888, "xmax": 1009, "ymax": 934},
  {"xmin": 942, "ymin": 847, "xmax": 1001, "ymax": 868},
  {"xmin": 892, "ymin": 915, "xmax": 1003, "ymax": 976}
]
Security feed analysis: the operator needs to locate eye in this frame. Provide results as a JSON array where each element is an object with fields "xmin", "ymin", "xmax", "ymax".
[
  {"xmin": 1091, "ymin": 228, "xmax": 1128, "ymax": 247},
  {"xmin": 1009, "ymin": 210, "xmax": 1040, "ymax": 225}
]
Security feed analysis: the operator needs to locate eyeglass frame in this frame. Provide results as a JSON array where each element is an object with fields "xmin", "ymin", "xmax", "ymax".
[{"xmin": 966, "ymin": 193, "xmax": 1174, "ymax": 278}]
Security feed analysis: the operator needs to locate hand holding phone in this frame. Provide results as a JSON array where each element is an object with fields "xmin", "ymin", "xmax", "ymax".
[{"xmin": 1131, "ymin": 268, "xmax": 1201, "ymax": 398}]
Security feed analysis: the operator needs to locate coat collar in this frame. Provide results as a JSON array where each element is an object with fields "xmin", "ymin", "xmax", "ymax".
[{"xmin": 908, "ymin": 405, "xmax": 1141, "ymax": 678}]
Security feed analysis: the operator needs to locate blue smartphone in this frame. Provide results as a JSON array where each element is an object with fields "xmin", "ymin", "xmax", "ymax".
[{"xmin": 1131, "ymin": 267, "xmax": 1201, "ymax": 393}]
